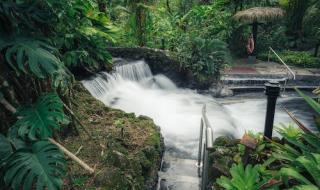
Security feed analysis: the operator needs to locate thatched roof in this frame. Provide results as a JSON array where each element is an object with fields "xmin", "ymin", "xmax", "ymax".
[{"xmin": 234, "ymin": 7, "xmax": 284, "ymax": 23}]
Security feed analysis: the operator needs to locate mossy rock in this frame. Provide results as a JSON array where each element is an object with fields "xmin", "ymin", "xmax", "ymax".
[{"xmin": 62, "ymin": 83, "xmax": 164, "ymax": 190}]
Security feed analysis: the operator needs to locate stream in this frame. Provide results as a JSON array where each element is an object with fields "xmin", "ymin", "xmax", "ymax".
[{"xmin": 82, "ymin": 59, "xmax": 316, "ymax": 190}]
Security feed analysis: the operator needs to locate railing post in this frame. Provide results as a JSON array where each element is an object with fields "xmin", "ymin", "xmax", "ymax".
[
  {"xmin": 201, "ymin": 146, "xmax": 209, "ymax": 190},
  {"xmin": 199, "ymin": 104, "xmax": 214, "ymax": 190},
  {"xmin": 264, "ymin": 81, "xmax": 281, "ymax": 138},
  {"xmin": 198, "ymin": 118, "xmax": 204, "ymax": 177}
]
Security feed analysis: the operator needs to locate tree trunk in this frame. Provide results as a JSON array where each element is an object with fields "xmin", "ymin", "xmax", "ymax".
[
  {"xmin": 166, "ymin": 0, "xmax": 172, "ymax": 14},
  {"xmin": 314, "ymin": 42, "xmax": 319, "ymax": 57},
  {"xmin": 251, "ymin": 22, "xmax": 258, "ymax": 56}
]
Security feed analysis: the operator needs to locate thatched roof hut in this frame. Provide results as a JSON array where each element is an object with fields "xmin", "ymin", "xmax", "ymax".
[
  {"xmin": 234, "ymin": 7, "xmax": 285, "ymax": 24},
  {"xmin": 233, "ymin": 7, "xmax": 284, "ymax": 56}
]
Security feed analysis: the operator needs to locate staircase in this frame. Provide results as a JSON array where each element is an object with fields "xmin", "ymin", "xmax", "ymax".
[
  {"xmin": 221, "ymin": 75, "xmax": 287, "ymax": 89},
  {"xmin": 157, "ymin": 153, "xmax": 200, "ymax": 190},
  {"xmin": 221, "ymin": 74, "xmax": 320, "ymax": 92}
]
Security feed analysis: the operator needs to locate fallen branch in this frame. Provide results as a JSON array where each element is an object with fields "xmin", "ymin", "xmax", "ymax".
[
  {"xmin": 0, "ymin": 97, "xmax": 95, "ymax": 174},
  {"xmin": 49, "ymin": 138, "xmax": 94, "ymax": 174},
  {"xmin": 63, "ymin": 103, "xmax": 93, "ymax": 139}
]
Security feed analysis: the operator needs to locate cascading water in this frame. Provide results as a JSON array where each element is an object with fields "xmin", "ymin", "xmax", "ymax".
[
  {"xmin": 82, "ymin": 59, "xmax": 316, "ymax": 190},
  {"xmin": 83, "ymin": 60, "xmax": 238, "ymax": 159}
]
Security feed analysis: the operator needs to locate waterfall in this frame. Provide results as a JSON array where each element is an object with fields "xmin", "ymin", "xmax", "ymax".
[
  {"xmin": 82, "ymin": 59, "xmax": 316, "ymax": 190},
  {"xmin": 82, "ymin": 59, "xmax": 238, "ymax": 159}
]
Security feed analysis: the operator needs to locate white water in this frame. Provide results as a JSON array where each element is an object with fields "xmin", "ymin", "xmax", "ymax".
[
  {"xmin": 83, "ymin": 60, "xmax": 238, "ymax": 158},
  {"xmin": 82, "ymin": 60, "xmax": 315, "ymax": 159}
]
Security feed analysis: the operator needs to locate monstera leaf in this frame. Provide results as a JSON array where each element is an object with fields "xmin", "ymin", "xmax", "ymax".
[
  {"xmin": 2, "ymin": 38, "xmax": 62, "ymax": 78},
  {"xmin": 4, "ymin": 140, "xmax": 66, "ymax": 190},
  {"xmin": 14, "ymin": 93, "xmax": 69, "ymax": 140},
  {"xmin": 0, "ymin": 134, "xmax": 13, "ymax": 166}
]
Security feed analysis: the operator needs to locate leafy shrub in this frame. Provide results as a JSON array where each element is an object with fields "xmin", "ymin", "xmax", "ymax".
[
  {"xmin": 217, "ymin": 163, "xmax": 274, "ymax": 190},
  {"xmin": 177, "ymin": 37, "xmax": 231, "ymax": 80},
  {"xmin": 267, "ymin": 89, "xmax": 320, "ymax": 189},
  {"xmin": 180, "ymin": 3, "xmax": 233, "ymax": 42},
  {"xmin": 259, "ymin": 50, "xmax": 320, "ymax": 68},
  {"xmin": 0, "ymin": 93, "xmax": 68, "ymax": 190}
]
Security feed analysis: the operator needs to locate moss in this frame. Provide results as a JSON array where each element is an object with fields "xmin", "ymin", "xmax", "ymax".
[{"xmin": 61, "ymin": 83, "xmax": 164, "ymax": 190}]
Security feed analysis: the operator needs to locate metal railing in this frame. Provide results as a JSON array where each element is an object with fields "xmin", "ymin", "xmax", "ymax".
[
  {"xmin": 197, "ymin": 105, "xmax": 214, "ymax": 190},
  {"xmin": 268, "ymin": 47, "xmax": 296, "ymax": 94},
  {"xmin": 268, "ymin": 47, "xmax": 296, "ymax": 80}
]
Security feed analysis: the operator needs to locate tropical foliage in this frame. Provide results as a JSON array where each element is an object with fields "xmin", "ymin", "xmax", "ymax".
[
  {"xmin": 0, "ymin": 0, "xmax": 116, "ymax": 189},
  {"xmin": 3, "ymin": 141, "xmax": 66, "ymax": 190},
  {"xmin": 178, "ymin": 37, "xmax": 231, "ymax": 82},
  {"xmin": 217, "ymin": 163, "xmax": 275, "ymax": 190},
  {"xmin": 1, "ymin": 0, "xmax": 320, "ymax": 189},
  {"xmin": 217, "ymin": 88, "xmax": 320, "ymax": 189}
]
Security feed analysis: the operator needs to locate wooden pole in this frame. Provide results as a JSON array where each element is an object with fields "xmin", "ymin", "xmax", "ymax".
[
  {"xmin": 252, "ymin": 22, "xmax": 258, "ymax": 56},
  {"xmin": 49, "ymin": 138, "xmax": 94, "ymax": 174},
  {"xmin": 63, "ymin": 103, "xmax": 93, "ymax": 139}
]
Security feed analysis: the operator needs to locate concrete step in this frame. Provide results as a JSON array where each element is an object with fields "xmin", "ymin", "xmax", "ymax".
[
  {"xmin": 157, "ymin": 154, "xmax": 200, "ymax": 190},
  {"xmin": 221, "ymin": 77, "xmax": 287, "ymax": 86},
  {"xmin": 228, "ymin": 85, "xmax": 319, "ymax": 93}
]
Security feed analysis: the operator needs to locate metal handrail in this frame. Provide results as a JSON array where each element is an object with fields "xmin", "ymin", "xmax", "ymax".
[
  {"xmin": 197, "ymin": 105, "xmax": 214, "ymax": 190},
  {"xmin": 268, "ymin": 47, "xmax": 296, "ymax": 80}
]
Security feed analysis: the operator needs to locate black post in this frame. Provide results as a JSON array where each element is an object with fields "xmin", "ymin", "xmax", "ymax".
[
  {"xmin": 161, "ymin": 38, "xmax": 165, "ymax": 50},
  {"xmin": 264, "ymin": 81, "xmax": 281, "ymax": 139}
]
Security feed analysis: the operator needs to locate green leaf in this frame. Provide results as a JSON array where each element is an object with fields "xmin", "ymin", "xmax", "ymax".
[
  {"xmin": 292, "ymin": 185, "xmax": 319, "ymax": 190},
  {"xmin": 302, "ymin": 133, "xmax": 320, "ymax": 153},
  {"xmin": 3, "ymin": 39, "xmax": 62, "ymax": 78},
  {"xmin": 296, "ymin": 154, "xmax": 320, "ymax": 186},
  {"xmin": 217, "ymin": 176, "xmax": 233, "ymax": 189},
  {"xmin": 7, "ymin": 126, "xmax": 29, "ymax": 150},
  {"xmin": 279, "ymin": 167, "xmax": 312, "ymax": 185},
  {"xmin": 217, "ymin": 163, "xmax": 266, "ymax": 190},
  {"xmin": 14, "ymin": 93, "xmax": 69, "ymax": 140},
  {"xmin": 4, "ymin": 141, "xmax": 66, "ymax": 190},
  {"xmin": 295, "ymin": 88, "xmax": 320, "ymax": 115},
  {"xmin": 0, "ymin": 134, "xmax": 13, "ymax": 165}
]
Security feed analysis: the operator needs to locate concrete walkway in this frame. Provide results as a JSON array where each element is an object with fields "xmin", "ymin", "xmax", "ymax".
[
  {"xmin": 221, "ymin": 59, "xmax": 320, "ymax": 91},
  {"xmin": 223, "ymin": 59, "xmax": 320, "ymax": 76}
]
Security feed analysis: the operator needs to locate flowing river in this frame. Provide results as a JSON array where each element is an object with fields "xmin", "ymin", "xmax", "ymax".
[{"xmin": 82, "ymin": 59, "xmax": 316, "ymax": 190}]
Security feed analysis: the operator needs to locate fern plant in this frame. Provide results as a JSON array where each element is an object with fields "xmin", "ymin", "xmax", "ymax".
[
  {"xmin": 14, "ymin": 93, "xmax": 69, "ymax": 141},
  {"xmin": 217, "ymin": 163, "xmax": 274, "ymax": 190}
]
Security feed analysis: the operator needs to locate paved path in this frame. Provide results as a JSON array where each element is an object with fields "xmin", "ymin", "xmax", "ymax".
[{"xmin": 223, "ymin": 59, "xmax": 320, "ymax": 76}]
